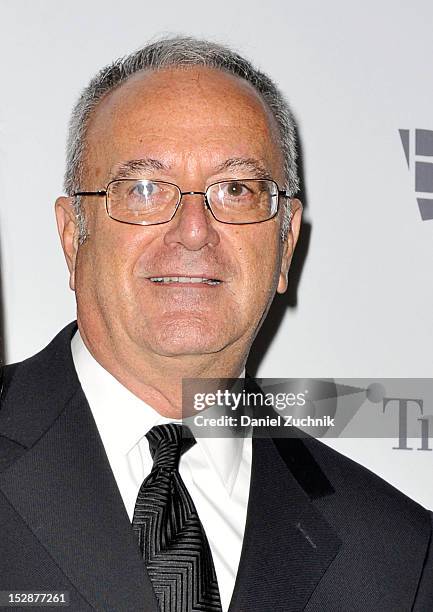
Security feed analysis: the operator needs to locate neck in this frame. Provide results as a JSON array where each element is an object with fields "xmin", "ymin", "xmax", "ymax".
[{"xmin": 77, "ymin": 321, "xmax": 248, "ymax": 419}]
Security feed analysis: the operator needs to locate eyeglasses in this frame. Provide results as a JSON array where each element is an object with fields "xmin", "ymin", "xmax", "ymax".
[{"xmin": 73, "ymin": 178, "xmax": 290, "ymax": 226}]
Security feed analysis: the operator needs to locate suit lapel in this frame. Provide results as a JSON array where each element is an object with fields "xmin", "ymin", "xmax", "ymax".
[
  {"xmin": 229, "ymin": 382, "xmax": 342, "ymax": 611},
  {"xmin": 0, "ymin": 323, "xmax": 158, "ymax": 611}
]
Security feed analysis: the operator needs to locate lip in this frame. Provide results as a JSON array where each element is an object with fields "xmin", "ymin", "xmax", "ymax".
[{"xmin": 144, "ymin": 274, "xmax": 224, "ymax": 287}]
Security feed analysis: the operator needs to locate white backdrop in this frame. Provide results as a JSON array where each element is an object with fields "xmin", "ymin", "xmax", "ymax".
[{"xmin": 1, "ymin": 0, "xmax": 433, "ymax": 506}]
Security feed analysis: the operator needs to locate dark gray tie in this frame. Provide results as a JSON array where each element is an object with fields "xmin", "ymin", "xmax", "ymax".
[{"xmin": 132, "ymin": 423, "xmax": 223, "ymax": 612}]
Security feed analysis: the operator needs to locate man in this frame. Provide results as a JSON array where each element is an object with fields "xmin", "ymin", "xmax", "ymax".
[{"xmin": 0, "ymin": 37, "xmax": 432, "ymax": 612}]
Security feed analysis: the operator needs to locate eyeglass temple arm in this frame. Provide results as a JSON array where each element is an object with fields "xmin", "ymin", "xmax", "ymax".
[{"xmin": 73, "ymin": 190, "xmax": 107, "ymax": 197}]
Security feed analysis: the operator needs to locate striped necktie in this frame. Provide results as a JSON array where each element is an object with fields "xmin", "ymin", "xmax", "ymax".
[{"xmin": 132, "ymin": 423, "xmax": 223, "ymax": 612}]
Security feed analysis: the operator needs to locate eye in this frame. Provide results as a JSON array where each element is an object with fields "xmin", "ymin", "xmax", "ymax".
[
  {"xmin": 217, "ymin": 181, "xmax": 256, "ymax": 203},
  {"xmin": 122, "ymin": 180, "xmax": 176, "ymax": 215},
  {"xmin": 130, "ymin": 181, "xmax": 159, "ymax": 199},
  {"xmin": 223, "ymin": 181, "xmax": 251, "ymax": 198}
]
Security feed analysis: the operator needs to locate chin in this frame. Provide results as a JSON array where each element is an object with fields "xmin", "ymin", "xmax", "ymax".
[{"xmin": 145, "ymin": 318, "xmax": 232, "ymax": 357}]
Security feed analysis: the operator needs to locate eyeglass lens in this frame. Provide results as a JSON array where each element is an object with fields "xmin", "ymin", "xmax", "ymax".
[{"xmin": 106, "ymin": 179, "xmax": 279, "ymax": 225}]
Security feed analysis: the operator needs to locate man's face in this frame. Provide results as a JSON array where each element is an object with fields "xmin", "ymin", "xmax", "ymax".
[{"xmin": 56, "ymin": 67, "xmax": 301, "ymax": 362}]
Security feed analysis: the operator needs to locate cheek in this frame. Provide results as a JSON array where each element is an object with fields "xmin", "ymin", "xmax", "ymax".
[
  {"xmin": 235, "ymin": 231, "xmax": 282, "ymax": 305},
  {"xmin": 78, "ymin": 214, "xmax": 141, "ymax": 296}
]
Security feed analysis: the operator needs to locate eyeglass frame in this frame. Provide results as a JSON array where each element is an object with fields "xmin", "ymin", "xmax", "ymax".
[{"xmin": 73, "ymin": 177, "xmax": 291, "ymax": 227}]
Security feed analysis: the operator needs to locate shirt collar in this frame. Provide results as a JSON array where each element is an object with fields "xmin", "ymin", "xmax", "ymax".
[{"xmin": 71, "ymin": 329, "xmax": 245, "ymax": 493}]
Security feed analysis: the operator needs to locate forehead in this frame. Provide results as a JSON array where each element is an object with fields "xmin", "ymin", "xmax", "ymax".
[{"xmin": 84, "ymin": 66, "xmax": 283, "ymax": 180}]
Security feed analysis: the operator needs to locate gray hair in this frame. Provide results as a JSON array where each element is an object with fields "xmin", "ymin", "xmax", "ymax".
[{"xmin": 64, "ymin": 36, "xmax": 299, "ymax": 242}]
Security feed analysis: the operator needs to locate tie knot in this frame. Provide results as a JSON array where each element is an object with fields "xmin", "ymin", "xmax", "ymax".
[{"xmin": 146, "ymin": 423, "xmax": 196, "ymax": 471}]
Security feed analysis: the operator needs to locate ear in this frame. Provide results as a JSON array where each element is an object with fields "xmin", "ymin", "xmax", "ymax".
[
  {"xmin": 55, "ymin": 196, "xmax": 80, "ymax": 291},
  {"xmin": 277, "ymin": 198, "xmax": 303, "ymax": 294}
]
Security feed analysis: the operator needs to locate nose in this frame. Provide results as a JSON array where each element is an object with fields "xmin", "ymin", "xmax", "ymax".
[{"xmin": 163, "ymin": 192, "xmax": 220, "ymax": 251}]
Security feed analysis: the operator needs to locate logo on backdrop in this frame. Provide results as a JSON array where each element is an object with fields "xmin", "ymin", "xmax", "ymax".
[{"xmin": 399, "ymin": 128, "xmax": 433, "ymax": 221}]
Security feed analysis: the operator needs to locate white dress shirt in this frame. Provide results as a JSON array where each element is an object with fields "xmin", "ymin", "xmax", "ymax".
[{"xmin": 71, "ymin": 330, "xmax": 252, "ymax": 612}]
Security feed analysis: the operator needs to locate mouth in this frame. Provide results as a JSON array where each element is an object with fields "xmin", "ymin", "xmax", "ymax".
[{"xmin": 147, "ymin": 276, "xmax": 222, "ymax": 286}]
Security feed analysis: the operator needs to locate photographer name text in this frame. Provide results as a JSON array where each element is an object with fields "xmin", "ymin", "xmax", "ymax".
[{"xmin": 193, "ymin": 414, "xmax": 335, "ymax": 428}]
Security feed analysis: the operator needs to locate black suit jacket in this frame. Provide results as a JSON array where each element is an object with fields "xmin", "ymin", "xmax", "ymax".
[{"xmin": 0, "ymin": 322, "xmax": 432, "ymax": 611}]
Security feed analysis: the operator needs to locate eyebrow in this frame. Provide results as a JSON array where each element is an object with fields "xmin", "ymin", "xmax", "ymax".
[
  {"xmin": 108, "ymin": 156, "xmax": 273, "ymax": 182},
  {"xmin": 109, "ymin": 158, "xmax": 169, "ymax": 181},
  {"xmin": 213, "ymin": 157, "xmax": 274, "ymax": 180}
]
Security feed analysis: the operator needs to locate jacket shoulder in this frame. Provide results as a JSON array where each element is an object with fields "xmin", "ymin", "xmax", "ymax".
[
  {"xmin": 302, "ymin": 434, "xmax": 431, "ymax": 539},
  {"xmin": 296, "ymin": 436, "xmax": 432, "ymax": 609},
  {"xmin": 0, "ymin": 322, "xmax": 78, "ymax": 406},
  {"xmin": 0, "ymin": 323, "xmax": 79, "ymax": 464}
]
